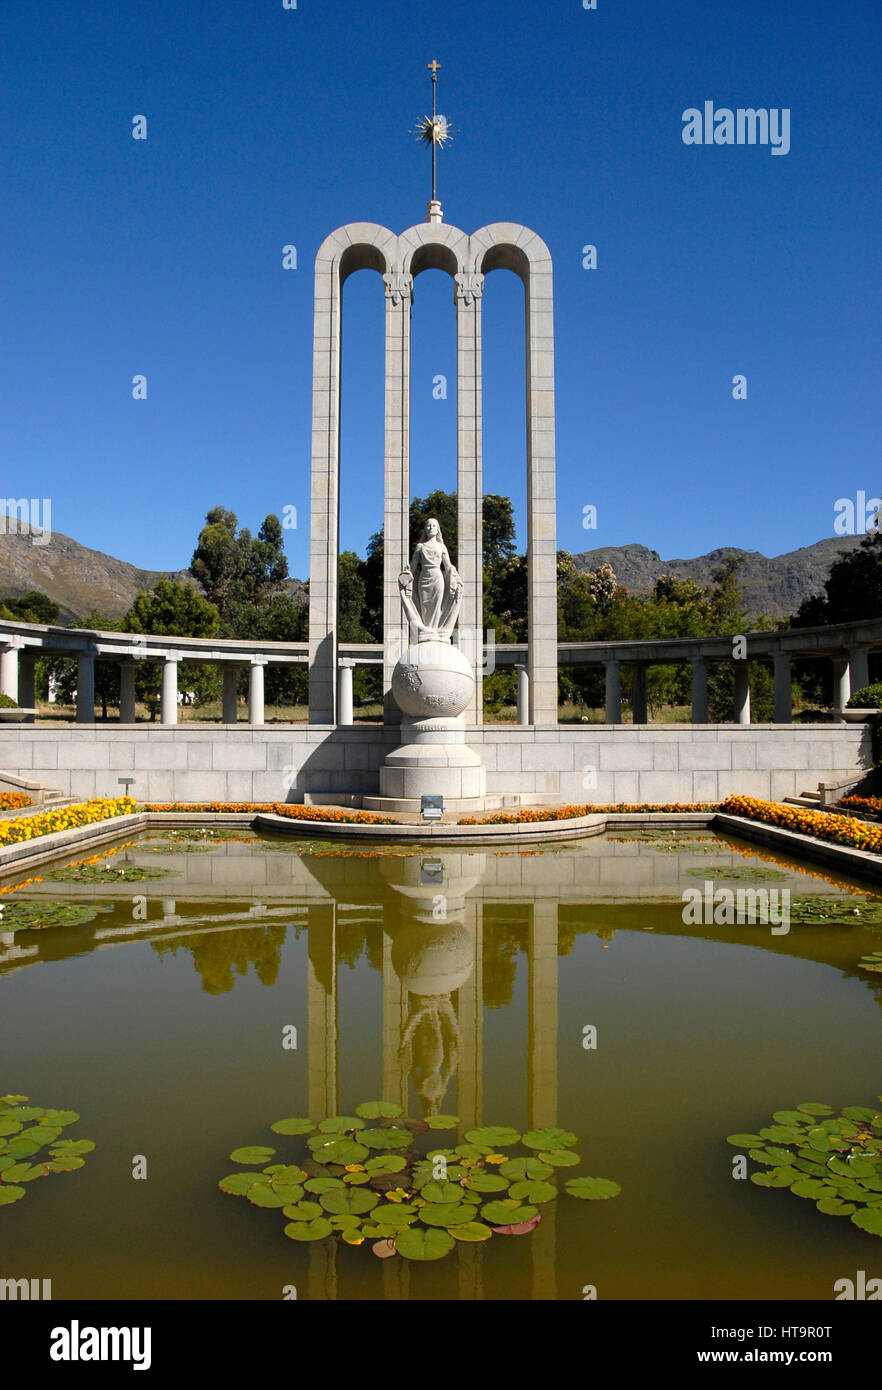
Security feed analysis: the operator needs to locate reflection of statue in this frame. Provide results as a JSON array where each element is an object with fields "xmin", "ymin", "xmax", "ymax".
[
  {"xmin": 398, "ymin": 518, "xmax": 463, "ymax": 642},
  {"xmin": 399, "ymin": 995, "xmax": 461, "ymax": 1116}
]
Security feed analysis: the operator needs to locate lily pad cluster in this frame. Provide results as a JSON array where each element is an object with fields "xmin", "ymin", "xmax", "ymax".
[
  {"xmin": 0, "ymin": 1095, "xmax": 95, "ymax": 1207},
  {"xmin": 728, "ymin": 1098, "xmax": 882, "ymax": 1236},
  {"xmin": 220, "ymin": 1102, "xmax": 620, "ymax": 1260},
  {"xmin": 858, "ymin": 952, "xmax": 882, "ymax": 974},
  {"xmin": 45, "ymin": 861, "xmax": 175, "ymax": 882},
  {"xmin": 788, "ymin": 896, "xmax": 882, "ymax": 927},
  {"xmin": 0, "ymin": 901, "xmax": 112, "ymax": 931}
]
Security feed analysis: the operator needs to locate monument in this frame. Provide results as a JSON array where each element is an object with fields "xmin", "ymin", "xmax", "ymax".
[{"xmin": 307, "ymin": 62, "xmax": 558, "ymax": 811}]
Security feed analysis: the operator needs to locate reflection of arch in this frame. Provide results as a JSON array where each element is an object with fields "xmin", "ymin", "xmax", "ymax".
[{"xmin": 308, "ymin": 219, "xmax": 556, "ymax": 729}]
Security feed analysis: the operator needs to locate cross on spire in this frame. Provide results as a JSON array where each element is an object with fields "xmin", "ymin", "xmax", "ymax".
[{"xmin": 413, "ymin": 59, "xmax": 453, "ymax": 215}]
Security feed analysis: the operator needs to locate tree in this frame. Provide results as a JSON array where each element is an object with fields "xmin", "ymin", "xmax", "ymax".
[
  {"xmin": 0, "ymin": 591, "xmax": 60, "ymax": 624},
  {"xmin": 190, "ymin": 508, "xmax": 246, "ymax": 614},
  {"xmin": 122, "ymin": 579, "xmax": 221, "ymax": 718},
  {"xmin": 795, "ymin": 530, "xmax": 882, "ymax": 627}
]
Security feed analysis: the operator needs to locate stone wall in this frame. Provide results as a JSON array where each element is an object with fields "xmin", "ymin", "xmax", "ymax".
[{"xmin": 0, "ymin": 723, "xmax": 870, "ymax": 805}]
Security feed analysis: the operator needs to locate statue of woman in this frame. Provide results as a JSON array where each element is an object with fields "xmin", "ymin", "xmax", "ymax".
[{"xmin": 398, "ymin": 518, "xmax": 463, "ymax": 640}]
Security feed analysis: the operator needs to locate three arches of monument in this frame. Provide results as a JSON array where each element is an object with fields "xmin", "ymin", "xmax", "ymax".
[{"xmin": 307, "ymin": 220, "xmax": 558, "ymax": 728}]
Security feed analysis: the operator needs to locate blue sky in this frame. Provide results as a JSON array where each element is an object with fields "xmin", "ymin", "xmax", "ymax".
[{"xmin": 2, "ymin": 0, "xmax": 880, "ymax": 581}]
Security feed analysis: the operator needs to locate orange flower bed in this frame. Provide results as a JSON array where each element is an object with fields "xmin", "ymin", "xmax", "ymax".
[
  {"xmin": 458, "ymin": 803, "xmax": 718, "ymax": 826},
  {"xmin": 839, "ymin": 796, "xmax": 882, "ymax": 819},
  {"xmin": 143, "ymin": 801, "xmax": 395, "ymax": 825},
  {"xmin": 720, "ymin": 795, "xmax": 882, "ymax": 855},
  {"xmin": 0, "ymin": 793, "xmax": 32, "ymax": 811},
  {"xmin": 0, "ymin": 797, "xmax": 136, "ymax": 847}
]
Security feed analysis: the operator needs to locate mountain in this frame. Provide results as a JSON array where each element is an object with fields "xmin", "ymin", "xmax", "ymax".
[
  {"xmin": 0, "ymin": 522, "xmax": 861, "ymax": 625},
  {"xmin": 571, "ymin": 537, "xmax": 865, "ymax": 619},
  {"xmin": 0, "ymin": 524, "xmax": 306, "ymax": 624}
]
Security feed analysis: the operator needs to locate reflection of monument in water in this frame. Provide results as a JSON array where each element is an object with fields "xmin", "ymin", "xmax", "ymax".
[{"xmin": 302, "ymin": 846, "xmax": 560, "ymax": 1299}]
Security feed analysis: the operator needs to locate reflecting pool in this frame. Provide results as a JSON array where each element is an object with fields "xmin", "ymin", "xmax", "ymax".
[{"xmin": 1, "ymin": 827, "xmax": 881, "ymax": 1300}]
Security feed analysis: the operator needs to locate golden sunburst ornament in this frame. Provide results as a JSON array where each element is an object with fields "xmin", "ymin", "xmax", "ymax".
[{"xmin": 413, "ymin": 112, "xmax": 453, "ymax": 149}]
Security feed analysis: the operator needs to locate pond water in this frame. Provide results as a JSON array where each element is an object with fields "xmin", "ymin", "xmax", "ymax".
[{"xmin": 1, "ymin": 826, "xmax": 881, "ymax": 1301}]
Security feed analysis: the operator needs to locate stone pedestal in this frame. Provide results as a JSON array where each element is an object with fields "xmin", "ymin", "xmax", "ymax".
[{"xmin": 366, "ymin": 714, "xmax": 487, "ymax": 813}]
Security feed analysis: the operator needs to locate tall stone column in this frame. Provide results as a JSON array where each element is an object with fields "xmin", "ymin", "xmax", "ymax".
[
  {"xmin": 734, "ymin": 663, "xmax": 751, "ymax": 724},
  {"xmin": 248, "ymin": 661, "xmax": 265, "ymax": 726},
  {"xmin": 308, "ymin": 245, "xmax": 345, "ymax": 726},
  {"xmin": 76, "ymin": 652, "xmax": 95, "ymax": 724},
  {"xmin": 525, "ymin": 257, "xmax": 558, "ymax": 726},
  {"xmin": 773, "ymin": 653, "xmax": 792, "ymax": 724},
  {"xmin": 383, "ymin": 270, "xmax": 412, "ymax": 724},
  {"xmin": 160, "ymin": 658, "xmax": 178, "ymax": 726},
  {"xmin": 382, "ymin": 926, "xmax": 408, "ymax": 1113},
  {"xmin": 833, "ymin": 655, "xmax": 851, "ymax": 713},
  {"xmin": 691, "ymin": 656, "xmax": 709, "ymax": 723},
  {"xmin": 0, "ymin": 644, "xmax": 19, "ymax": 701},
  {"xmin": 604, "ymin": 659, "xmax": 621, "ymax": 724},
  {"xmin": 515, "ymin": 664, "xmax": 530, "ymax": 726},
  {"xmin": 455, "ymin": 270, "xmax": 484, "ymax": 726},
  {"xmin": 119, "ymin": 660, "xmax": 137, "ymax": 724},
  {"xmin": 337, "ymin": 658, "xmax": 354, "ymax": 727}
]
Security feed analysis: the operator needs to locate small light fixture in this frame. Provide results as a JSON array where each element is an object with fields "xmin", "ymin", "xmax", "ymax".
[{"xmin": 421, "ymin": 794, "xmax": 443, "ymax": 822}]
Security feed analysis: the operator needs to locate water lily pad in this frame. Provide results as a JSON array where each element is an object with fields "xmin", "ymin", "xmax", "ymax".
[
  {"xmin": 851, "ymin": 1206, "xmax": 882, "ymax": 1236},
  {"xmin": 797, "ymin": 1103, "xmax": 835, "ymax": 1117},
  {"xmin": 372, "ymin": 1239, "xmax": 398, "ymax": 1258},
  {"xmin": 523, "ymin": 1128, "xmax": 577, "ymax": 1152},
  {"xmin": 317, "ymin": 1115, "xmax": 366, "ymax": 1133},
  {"xmin": 463, "ymin": 1171, "xmax": 510, "ymax": 1193},
  {"xmin": 772, "ymin": 1110, "xmax": 810, "ymax": 1127},
  {"xmin": 828, "ymin": 1156, "xmax": 877, "ymax": 1178},
  {"xmin": 455, "ymin": 1143, "xmax": 486, "ymax": 1161},
  {"xmin": 492, "ymin": 1212, "xmax": 543, "ymax": 1236},
  {"xmin": 3, "ymin": 1162, "xmax": 48, "ymax": 1182},
  {"xmin": 817, "ymin": 1197, "xmax": 856, "ymax": 1216},
  {"xmin": 305, "ymin": 1176, "xmax": 345, "ymax": 1194},
  {"xmin": 358, "ymin": 1127, "xmax": 413, "ymax": 1151},
  {"xmin": 319, "ymin": 1187, "xmax": 378, "ymax": 1216},
  {"xmin": 218, "ymin": 1172, "xmax": 263, "ymax": 1195},
  {"xmin": 425, "ymin": 1115, "xmax": 459, "ymax": 1130},
  {"xmin": 509, "ymin": 1179, "xmax": 558, "ymax": 1204},
  {"xmin": 247, "ymin": 1181, "xmax": 304, "ymax": 1207},
  {"xmin": 759, "ymin": 1126, "xmax": 804, "ymax": 1144},
  {"xmin": 230, "ymin": 1145, "xmax": 276, "ymax": 1165},
  {"xmin": 0, "ymin": 1120, "xmax": 22, "ymax": 1137},
  {"xmin": 726, "ymin": 1133, "xmax": 766, "ymax": 1147},
  {"xmin": 49, "ymin": 1139, "xmax": 95, "ymax": 1156},
  {"xmin": 364, "ymin": 1155, "xmax": 407, "ymax": 1176},
  {"xmin": 564, "ymin": 1176, "xmax": 621, "ymax": 1201},
  {"xmin": 0, "ymin": 1186, "xmax": 26, "ymax": 1205},
  {"xmin": 3, "ymin": 1138, "xmax": 41, "ymax": 1159},
  {"xmin": 311, "ymin": 1139, "xmax": 369, "ymax": 1166},
  {"xmin": 281, "ymin": 1201, "xmax": 324, "ymax": 1221},
  {"xmin": 283, "ymin": 1218, "xmax": 334, "ymax": 1241},
  {"xmin": 789, "ymin": 1178, "xmax": 830, "ymax": 1199},
  {"xmin": 419, "ymin": 1201, "xmax": 475, "ymax": 1227},
  {"xmin": 539, "ymin": 1149, "xmax": 580, "ymax": 1168},
  {"xmin": 342, "ymin": 1171, "xmax": 371, "ymax": 1186},
  {"xmin": 270, "ymin": 1117, "xmax": 315, "ymax": 1136},
  {"xmin": 419, "ymin": 1179, "xmax": 466, "ymax": 1204},
  {"xmin": 354, "ymin": 1101, "xmax": 403, "ymax": 1120},
  {"xmin": 465, "ymin": 1126, "xmax": 521, "ymax": 1150},
  {"xmin": 450, "ymin": 1221, "xmax": 493, "ymax": 1242},
  {"xmin": 46, "ymin": 1156, "xmax": 85, "ymax": 1173},
  {"xmin": 328, "ymin": 1214, "xmax": 362, "ymax": 1230},
  {"xmin": 482, "ymin": 1198, "xmax": 538, "ymax": 1225},
  {"xmin": 499, "ymin": 1157, "xmax": 554, "ymax": 1181},
  {"xmin": 842, "ymin": 1106, "xmax": 879, "ymax": 1124},
  {"xmin": 394, "ymin": 1226, "xmax": 455, "ymax": 1260},
  {"xmin": 751, "ymin": 1166, "xmax": 801, "ymax": 1188},
  {"xmin": 369, "ymin": 1203, "xmax": 418, "ymax": 1227}
]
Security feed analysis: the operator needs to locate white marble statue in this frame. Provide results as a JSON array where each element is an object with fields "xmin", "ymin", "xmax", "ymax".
[{"xmin": 398, "ymin": 518, "xmax": 463, "ymax": 642}]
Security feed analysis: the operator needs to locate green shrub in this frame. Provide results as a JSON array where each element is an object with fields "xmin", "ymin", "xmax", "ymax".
[
  {"xmin": 0, "ymin": 692, "xmax": 19, "ymax": 709},
  {"xmin": 847, "ymin": 682, "xmax": 882, "ymax": 709}
]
